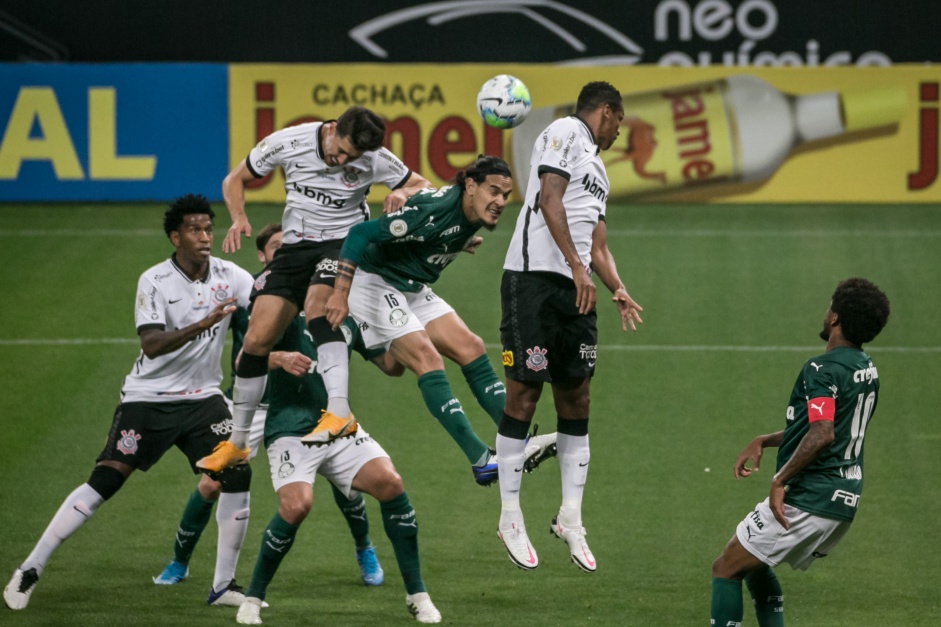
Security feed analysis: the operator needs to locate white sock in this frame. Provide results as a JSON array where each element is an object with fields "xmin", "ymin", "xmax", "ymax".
[
  {"xmin": 212, "ymin": 491, "xmax": 250, "ymax": 591},
  {"xmin": 231, "ymin": 376, "xmax": 267, "ymax": 448},
  {"xmin": 496, "ymin": 434, "xmax": 527, "ymax": 526},
  {"xmin": 22, "ymin": 483, "xmax": 104, "ymax": 575},
  {"xmin": 317, "ymin": 341, "xmax": 351, "ymax": 417},
  {"xmin": 557, "ymin": 433, "xmax": 590, "ymax": 527}
]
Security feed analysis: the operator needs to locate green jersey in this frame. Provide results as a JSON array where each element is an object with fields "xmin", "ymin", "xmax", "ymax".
[
  {"xmin": 263, "ymin": 315, "xmax": 383, "ymax": 447},
  {"xmin": 342, "ymin": 185, "xmax": 482, "ymax": 292},
  {"xmin": 224, "ymin": 305, "xmax": 252, "ymax": 400},
  {"xmin": 778, "ymin": 346, "xmax": 881, "ymax": 521}
]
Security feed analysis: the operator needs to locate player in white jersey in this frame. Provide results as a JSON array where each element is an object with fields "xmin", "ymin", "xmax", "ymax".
[
  {"xmin": 199, "ymin": 106, "xmax": 431, "ymax": 473},
  {"xmin": 3, "ymin": 195, "xmax": 258, "ymax": 612},
  {"xmin": 154, "ymin": 224, "xmax": 387, "ymax": 589},
  {"xmin": 495, "ymin": 83, "xmax": 644, "ymax": 572}
]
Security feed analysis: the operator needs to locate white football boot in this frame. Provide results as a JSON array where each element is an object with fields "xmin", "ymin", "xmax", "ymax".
[
  {"xmin": 498, "ymin": 520, "xmax": 539, "ymax": 570},
  {"xmin": 406, "ymin": 592, "xmax": 442, "ymax": 623},
  {"xmin": 551, "ymin": 514, "xmax": 597, "ymax": 572}
]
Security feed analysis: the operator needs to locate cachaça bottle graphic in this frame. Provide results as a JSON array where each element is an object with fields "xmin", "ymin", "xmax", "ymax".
[{"xmin": 511, "ymin": 75, "xmax": 907, "ymax": 199}]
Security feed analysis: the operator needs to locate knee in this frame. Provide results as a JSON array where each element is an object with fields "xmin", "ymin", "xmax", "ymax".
[
  {"xmin": 712, "ymin": 554, "xmax": 742, "ymax": 580},
  {"xmin": 457, "ymin": 334, "xmax": 486, "ymax": 363},
  {"xmin": 243, "ymin": 328, "xmax": 276, "ymax": 355},
  {"xmin": 374, "ymin": 470, "xmax": 404, "ymax": 502},
  {"xmin": 279, "ymin": 492, "xmax": 312, "ymax": 525},
  {"xmin": 711, "ymin": 555, "xmax": 724, "ymax": 578},
  {"xmin": 198, "ymin": 474, "xmax": 222, "ymax": 500},
  {"xmin": 412, "ymin": 343, "xmax": 445, "ymax": 374}
]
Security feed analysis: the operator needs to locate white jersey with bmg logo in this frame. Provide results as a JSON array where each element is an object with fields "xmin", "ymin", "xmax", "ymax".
[
  {"xmin": 121, "ymin": 256, "xmax": 254, "ymax": 403},
  {"xmin": 504, "ymin": 116, "xmax": 609, "ymax": 278},
  {"xmin": 247, "ymin": 122, "xmax": 411, "ymax": 244}
]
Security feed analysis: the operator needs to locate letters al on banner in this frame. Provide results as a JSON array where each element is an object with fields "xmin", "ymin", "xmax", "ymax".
[{"xmin": 0, "ymin": 64, "xmax": 228, "ymax": 201}]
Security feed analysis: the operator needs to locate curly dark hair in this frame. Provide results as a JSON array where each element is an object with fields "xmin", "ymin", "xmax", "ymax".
[
  {"xmin": 163, "ymin": 193, "xmax": 215, "ymax": 237},
  {"xmin": 454, "ymin": 155, "xmax": 512, "ymax": 191},
  {"xmin": 335, "ymin": 106, "xmax": 385, "ymax": 153},
  {"xmin": 576, "ymin": 81, "xmax": 623, "ymax": 115},
  {"xmin": 255, "ymin": 223, "xmax": 282, "ymax": 252},
  {"xmin": 831, "ymin": 278, "xmax": 890, "ymax": 346}
]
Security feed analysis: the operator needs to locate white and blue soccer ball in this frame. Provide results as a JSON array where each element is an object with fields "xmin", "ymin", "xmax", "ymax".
[{"xmin": 476, "ymin": 74, "xmax": 532, "ymax": 129}]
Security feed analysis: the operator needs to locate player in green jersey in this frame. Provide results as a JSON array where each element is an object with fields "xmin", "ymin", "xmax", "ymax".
[
  {"xmin": 323, "ymin": 156, "xmax": 557, "ymax": 487},
  {"xmin": 235, "ymin": 315, "xmax": 442, "ymax": 625},
  {"xmin": 710, "ymin": 278, "xmax": 890, "ymax": 627},
  {"xmin": 154, "ymin": 224, "xmax": 386, "ymax": 590}
]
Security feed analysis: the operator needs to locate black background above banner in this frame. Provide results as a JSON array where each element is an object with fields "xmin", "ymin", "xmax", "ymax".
[{"xmin": 2, "ymin": 0, "xmax": 936, "ymax": 65}]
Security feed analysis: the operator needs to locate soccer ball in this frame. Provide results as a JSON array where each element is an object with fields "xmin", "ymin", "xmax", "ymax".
[{"xmin": 476, "ymin": 74, "xmax": 532, "ymax": 129}]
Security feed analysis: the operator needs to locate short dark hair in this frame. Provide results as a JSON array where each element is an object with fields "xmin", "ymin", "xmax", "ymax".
[
  {"xmin": 335, "ymin": 106, "xmax": 385, "ymax": 152},
  {"xmin": 163, "ymin": 193, "xmax": 215, "ymax": 237},
  {"xmin": 454, "ymin": 154, "xmax": 512, "ymax": 191},
  {"xmin": 576, "ymin": 81, "xmax": 623, "ymax": 115},
  {"xmin": 255, "ymin": 223, "xmax": 282, "ymax": 252},
  {"xmin": 831, "ymin": 278, "xmax": 890, "ymax": 346}
]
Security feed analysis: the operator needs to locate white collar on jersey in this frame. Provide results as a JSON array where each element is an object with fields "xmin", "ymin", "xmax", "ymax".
[{"xmin": 170, "ymin": 253, "xmax": 211, "ymax": 283}]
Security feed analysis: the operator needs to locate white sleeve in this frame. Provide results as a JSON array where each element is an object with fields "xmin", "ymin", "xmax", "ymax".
[
  {"xmin": 536, "ymin": 119, "xmax": 581, "ymax": 182},
  {"xmin": 372, "ymin": 147, "xmax": 411, "ymax": 189},
  {"xmin": 134, "ymin": 274, "xmax": 166, "ymax": 330},
  {"xmin": 233, "ymin": 266, "xmax": 255, "ymax": 309},
  {"xmin": 246, "ymin": 127, "xmax": 291, "ymax": 177}
]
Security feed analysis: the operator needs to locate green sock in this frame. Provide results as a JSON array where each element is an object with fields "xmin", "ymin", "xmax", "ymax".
[
  {"xmin": 461, "ymin": 354, "xmax": 505, "ymax": 427},
  {"xmin": 745, "ymin": 567, "xmax": 784, "ymax": 627},
  {"xmin": 245, "ymin": 513, "xmax": 299, "ymax": 601},
  {"xmin": 711, "ymin": 577, "xmax": 744, "ymax": 627},
  {"xmin": 380, "ymin": 492, "xmax": 425, "ymax": 595},
  {"xmin": 331, "ymin": 483, "xmax": 371, "ymax": 549},
  {"xmin": 417, "ymin": 370, "xmax": 489, "ymax": 464},
  {"xmin": 172, "ymin": 489, "xmax": 215, "ymax": 565}
]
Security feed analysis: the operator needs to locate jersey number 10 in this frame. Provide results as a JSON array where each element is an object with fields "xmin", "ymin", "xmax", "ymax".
[{"xmin": 844, "ymin": 391, "xmax": 876, "ymax": 460}]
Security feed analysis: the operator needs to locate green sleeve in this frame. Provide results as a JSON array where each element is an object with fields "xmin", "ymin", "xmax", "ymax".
[
  {"xmin": 340, "ymin": 220, "xmax": 384, "ymax": 264},
  {"xmin": 340, "ymin": 199, "xmax": 436, "ymax": 265}
]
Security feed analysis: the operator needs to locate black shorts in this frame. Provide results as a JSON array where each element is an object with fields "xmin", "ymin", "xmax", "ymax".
[
  {"xmin": 96, "ymin": 395, "xmax": 233, "ymax": 473},
  {"xmin": 252, "ymin": 239, "xmax": 343, "ymax": 307},
  {"xmin": 500, "ymin": 270, "xmax": 598, "ymax": 383}
]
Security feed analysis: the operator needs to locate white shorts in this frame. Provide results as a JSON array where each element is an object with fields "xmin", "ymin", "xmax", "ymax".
[
  {"xmin": 735, "ymin": 498, "xmax": 852, "ymax": 571},
  {"xmin": 266, "ymin": 428, "xmax": 389, "ymax": 499},
  {"xmin": 347, "ymin": 270, "xmax": 455, "ymax": 350}
]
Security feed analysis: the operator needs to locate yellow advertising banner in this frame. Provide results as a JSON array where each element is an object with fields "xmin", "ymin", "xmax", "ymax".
[{"xmin": 228, "ymin": 64, "xmax": 941, "ymax": 203}]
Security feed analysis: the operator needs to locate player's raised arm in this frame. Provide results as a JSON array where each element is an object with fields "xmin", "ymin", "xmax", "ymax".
[
  {"xmin": 139, "ymin": 298, "xmax": 238, "ymax": 359},
  {"xmin": 733, "ymin": 431, "xmax": 782, "ymax": 479},
  {"xmin": 221, "ymin": 160, "xmax": 257, "ymax": 253}
]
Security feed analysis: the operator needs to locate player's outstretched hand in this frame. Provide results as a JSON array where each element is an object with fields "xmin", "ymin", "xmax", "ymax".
[
  {"xmin": 574, "ymin": 265, "xmax": 596, "ymax": 315},
  {"xmin": 734, "ymin": 436, "xmax": 765, "ymax": 479},
  {"xmin": 613, "ymin": 287, "xmax": 643, "ymax": 331},
  {"xmin": 382, "ymin": 189, "xmax": 410, "ymax": 214},
  {"xmin": 462, "ymin": 236, "xmax": 483, "ymax": 254},
  {"xmin": 325, "ymin": 291, "xmax": 349, "ymax": 331},
  {"xmin": 203, "ymin": 298, "xmax": 238, "ymax": 327},
  {"xmin": 223, "ymin": 217, "xmax": 252, "ymax": 253},
  {"xmin": 273, "ymin": 351, "xmax": 313, "ymax": 377}
]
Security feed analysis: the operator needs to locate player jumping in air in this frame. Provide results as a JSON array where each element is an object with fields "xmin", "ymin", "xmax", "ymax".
[
  {"xmin": 324, "ymin": 155, "xmax": 557, "ymax": 486},
  {"xmin": 497, "ymin": 82, "xmax": 643, "ymax": 572},
  {"xmin": 197, "ymin": 106, "xmax": 430, "ymax": 474}
]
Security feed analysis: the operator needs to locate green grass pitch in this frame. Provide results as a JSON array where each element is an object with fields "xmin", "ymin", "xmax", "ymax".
[{"xmin": 0, "ymin": 202, "xmax": 939, "ymax": 626}]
